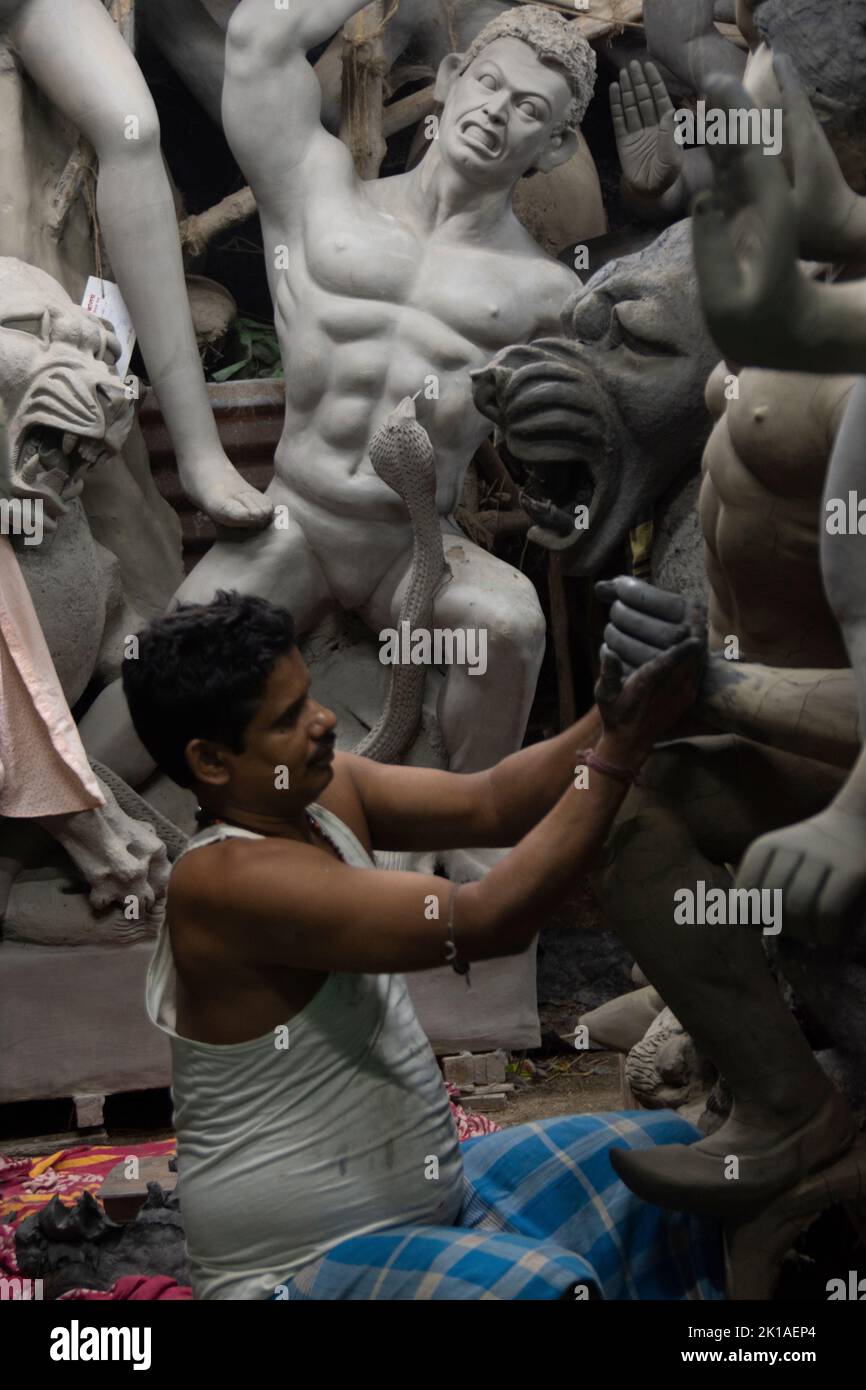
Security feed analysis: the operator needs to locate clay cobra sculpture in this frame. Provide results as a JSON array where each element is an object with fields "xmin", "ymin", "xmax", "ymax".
[{"xmin": 354, "ymin": 397, "xmax": 448, "ymax": 764}]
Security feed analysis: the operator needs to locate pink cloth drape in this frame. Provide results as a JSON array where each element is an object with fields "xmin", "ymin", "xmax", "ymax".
[{"xmin": 0, "ymin": 535, "xmax": 104, "ymax": 817}]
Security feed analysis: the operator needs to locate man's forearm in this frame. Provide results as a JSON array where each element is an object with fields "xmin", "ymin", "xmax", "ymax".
[
  {"xmin": 698, "ymin": 657, "xmax": 860, "ymax": 768},
  {"xmin": 462, "ymin": 744, "xmax": 634, "ymax": 959},
  {"xmin": 485, "ymin": 705, "xmax": 603, "ymax": 842}
]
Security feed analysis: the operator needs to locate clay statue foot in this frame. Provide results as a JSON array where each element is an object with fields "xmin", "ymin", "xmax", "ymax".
[
  {"xmin": 178, "ymin": 453, "xmax": 273, "ymax": 528},
  {"xmin": 610, "ymin": 1091, "xmax": 856, "ymax": 1216},
  {"xmin": 580, "ymin": 985, "xmax": 665, "ymax": 1052}
]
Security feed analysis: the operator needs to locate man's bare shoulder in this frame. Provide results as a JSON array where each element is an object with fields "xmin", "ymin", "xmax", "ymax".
[
  {"xmin": 169, "ymin": 835, "xmax": 308, "ymax": 918},
  {"xmin": 168, "ymin": 759, "xmax": 373, "ymax": 917}
]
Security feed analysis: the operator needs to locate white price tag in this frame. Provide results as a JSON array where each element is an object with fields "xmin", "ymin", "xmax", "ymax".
[{"xmin": 81, "ymin": 277, "xmax": 137, "ymax": 382}]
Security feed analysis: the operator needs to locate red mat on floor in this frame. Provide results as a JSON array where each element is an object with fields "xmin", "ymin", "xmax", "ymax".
[{"xmin": 0, "ymin": 1140, "xmax": 184, "ymax": 1296}]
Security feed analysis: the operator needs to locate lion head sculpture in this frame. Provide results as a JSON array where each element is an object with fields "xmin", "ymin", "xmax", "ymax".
[
  {"xmin": 471, "ymin": 220, "xmax": 719, "ymax": 576},
  {"xmin": 0, "ymin": 258, "xmax": 134, "ymax": 533}
]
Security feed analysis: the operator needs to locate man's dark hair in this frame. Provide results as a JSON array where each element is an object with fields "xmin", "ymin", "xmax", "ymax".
[{"xmin": 122, "ymin": 591, "xmax": 297, "ymax": 789}]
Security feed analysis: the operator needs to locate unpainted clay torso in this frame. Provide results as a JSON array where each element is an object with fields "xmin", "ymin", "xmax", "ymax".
[{"xmin": 700, "ymin": 360, "xmax": 856, "ymax": 668}]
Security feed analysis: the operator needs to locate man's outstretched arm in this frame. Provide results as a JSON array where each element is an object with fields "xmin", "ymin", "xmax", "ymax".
[
  {"xmin": 342, "ymin": 704, "xmax": 603, "ymax": 854},
  {"xmin": 223, "ymin": 0, "xmax": 373, "ymax": 204},
  {"xmin": 174, "ymin": 640, "xmax": 703, "ymax": 975}
]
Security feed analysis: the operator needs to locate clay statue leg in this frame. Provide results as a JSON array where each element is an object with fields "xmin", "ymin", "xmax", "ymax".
[
  {"xmin": 360, "ymin": 522, "xmax": 546, "ymax": 773},
  {"xmin": 140, "ymin": 0, "xmax": 230, "ymax": 126},
  {"xmin": 9, "ymin": 0, "xmax": 271, "ymax": 528},
  {"xmin": 599, "ymin": 734, "xmax": 854, "ymax": 1213},
  {"xmin": 77, "ymin": 506, "xmax": 334, "ymax": 783}
]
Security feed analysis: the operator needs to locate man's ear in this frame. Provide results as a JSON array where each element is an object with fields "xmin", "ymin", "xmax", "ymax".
[
  {"xmin": 186, "ymin": 738, "xmax": 231, "ymax": 789},
  {"xmin": 435, "ymin": 52, "xmax": 464, "ymax": 104},
  {"xmin": 534, "ymin": 126, "xmax": 578, "ymax": 175}
]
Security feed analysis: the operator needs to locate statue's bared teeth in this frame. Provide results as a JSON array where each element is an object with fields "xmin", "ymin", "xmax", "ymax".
[
  {"xmin": 21, "ymin": 453, "xmax": 41, "ymax": 483},
  {"xmin": 62, "ymin": 432, "xmax": 77, "ymax": 456}
]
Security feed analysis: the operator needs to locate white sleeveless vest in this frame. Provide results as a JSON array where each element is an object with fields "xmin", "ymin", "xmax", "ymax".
[{"xmin": 146, "ymin": 804, "xmax": 464, "ymax": 1300}]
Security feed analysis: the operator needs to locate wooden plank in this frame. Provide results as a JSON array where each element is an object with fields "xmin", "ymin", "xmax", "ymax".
[
  {"xmin": 383, "ymin": 84, "xmax": 437, "ymax": 138},
  {"xmin": 514, "ymin": 0, "xmax": 644, "ymax": 41},
  {"xmin": 99, "ymin": 1154, "xmax": 177, "ymax": 1223}
]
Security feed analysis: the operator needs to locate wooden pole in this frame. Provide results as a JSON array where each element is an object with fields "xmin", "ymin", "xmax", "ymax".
[
  {"xmin": 339, "ymin": 2, "xmax": 390, "ymax": 179},
  {"xmin": 548, "ymin": 554, "xmax": 577, "ymax": 730},
  {"xmin": 108, "ymin": 0, "xmax": 136, "ymax": 51},
  {"xmin": 179, "ymin": 186, "xmax": 258, "ymax": 258}
]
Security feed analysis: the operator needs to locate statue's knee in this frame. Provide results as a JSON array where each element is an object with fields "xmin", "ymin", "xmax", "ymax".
[
  {"xmin": 95, "ymin": 101, "xmax": 161, "ymax": 162},
  {"xmin": 600, "ymin": 803, "xmax": 694, "ymax": 902},
  {"xmin": 479, "ymin": 582, "xmax": 546, "ymax": 677}
]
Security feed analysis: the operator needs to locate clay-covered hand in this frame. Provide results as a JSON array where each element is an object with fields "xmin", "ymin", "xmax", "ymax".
[
  {"xmin": 644, "ymin": 0, "xmax": 746, "ymax": 89},
  {"xmin": 773, "ymin": 54, "xmax": 866, "ymax": 262},
  {"xmin": 37, "ymin": 785, "xmax": 170, "ymax": 917},
  {"xmin": 611, "ymin": 61, "xmax": 682, "ymax": 200},
  {"xmin": 691, "ymin": 71, "xmax": 825, "ymax": 371},
  {"xmin": 736, "ymin": 805, "xmax": 866, "ymax": 947},
  {"xmin": 595, "ymin": 631, "xmax": 706, "ymax": 757},
  {"xmin": 645, "ymin": 0, "xmax": 719, "ymax": 46},
  {"xmin": 595, "ymin": 575, "xmax": 707, "ymax": 680}
]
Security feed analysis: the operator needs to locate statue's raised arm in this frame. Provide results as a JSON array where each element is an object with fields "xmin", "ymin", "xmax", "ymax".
[{"xmin": 223, "ymin": 0, "xmax": 374, "ymax": 210}]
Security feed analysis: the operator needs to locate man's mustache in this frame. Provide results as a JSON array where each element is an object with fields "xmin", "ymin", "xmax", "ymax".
[{"xmin": 310, "ymin": 733, "xmax": 337, "ymax": 762}]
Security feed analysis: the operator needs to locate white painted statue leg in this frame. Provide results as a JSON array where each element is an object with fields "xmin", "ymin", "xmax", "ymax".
[
  {"xmin": 10, "ymin": 0, "xmax": 272, "ymax": 528},
  {"xmin": 433, "ymin": 527, "xmax": 546, "ymax": 773}
]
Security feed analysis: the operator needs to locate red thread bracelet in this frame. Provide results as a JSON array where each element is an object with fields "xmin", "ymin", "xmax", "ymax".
[{"xmin": 577, "ymin": 748, "xmax": 640, "ymax": 786}]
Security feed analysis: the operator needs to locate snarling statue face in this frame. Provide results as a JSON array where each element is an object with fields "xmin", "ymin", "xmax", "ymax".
[
  {"xmin": 434, "ymin": 11, "xmax": 595, "ymax": 188},
  {"xmin": 0, "ymin": 259, "xmax": 133, "ymax": 532},
  {"xmin": 472, "ymin": 221, "xmax": 720, "ymax": 575}
]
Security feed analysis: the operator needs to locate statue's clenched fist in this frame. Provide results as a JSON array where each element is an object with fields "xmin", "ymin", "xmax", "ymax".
[
  {"xmin": 595, "ymin": 575, "xmax": 707, "ymax": 680},
  {"xmin": 737, "ymin": 806, "xmax": 866, "ymax": 947}
]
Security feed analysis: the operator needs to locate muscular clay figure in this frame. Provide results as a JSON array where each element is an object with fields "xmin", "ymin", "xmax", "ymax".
[
  {"xmin": 583, "ymin": 357, "xmax": 861, "ymax": 1211},
  {"xmin": 80, "ymin": 0, "xmax": 595, "ymax": 780}
]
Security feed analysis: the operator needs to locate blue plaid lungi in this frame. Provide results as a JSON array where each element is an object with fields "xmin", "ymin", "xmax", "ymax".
[{"xmin": 276, "ymin": 1111, "xmax": 725, "ymax": 1300}]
